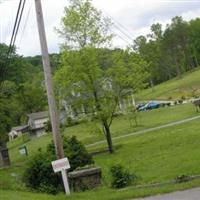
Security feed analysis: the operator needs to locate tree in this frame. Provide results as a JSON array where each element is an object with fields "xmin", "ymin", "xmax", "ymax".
[
  {"xmin": 0, "ymin": 43, "xmax": 48, "ymax": 143},
  {"xmin": 56, "ymin": 0, "xmax": 148, "ymax": 153},
  {"xmin": 57, "ymin": 0, "xmax": 113, "ymax": 49},
  {"xmin": 16, "ymin": 73, "xmax": 47, "ymax": 115},
  {"xmin": 54, "ymin": 48, "xmax": 148, "ymax": 153}
]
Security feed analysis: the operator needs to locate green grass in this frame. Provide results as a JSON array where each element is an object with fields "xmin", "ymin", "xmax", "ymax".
[
  {"xmin": 136, "ymin": 67, "xmax": 200, "ymax": 100},
  {"xmin": 7, "ymin": 103, "xmax": 197, "ymax": 164},
  {"xmin": 93, "ymin": 119, "xmax": 200, "ymax": 185},
  {"xmin": 2, "ymin": 177, "xmax": 200, "ymax": 200},
  {"xmin": 2, "ymin": 103, "xmax": 200, "ymax": 199}
]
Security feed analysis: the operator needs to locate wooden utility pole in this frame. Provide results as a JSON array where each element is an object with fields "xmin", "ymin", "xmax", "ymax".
[{"xmin": 34, "ymin": 0, "xmax": 64, "ymax": 159}]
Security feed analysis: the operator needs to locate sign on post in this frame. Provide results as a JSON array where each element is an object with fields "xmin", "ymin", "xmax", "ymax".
[
  {"xmin": 51, "ymin": 158, "xmax": 70, "ymax": 195},
  {"xmin": 19, "ymin": 146, "xmax": 28, "ymax": 156}
]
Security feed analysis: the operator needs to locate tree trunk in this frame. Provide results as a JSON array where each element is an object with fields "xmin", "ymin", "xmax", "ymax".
[{"xmin": 102, "ymin": 119, "xmax": 113, "ymax": 153}]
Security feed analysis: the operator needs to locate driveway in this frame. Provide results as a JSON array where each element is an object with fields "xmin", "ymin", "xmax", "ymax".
[{"xmin": 136, "ymin": 187, "xmax": 200, "ymax": 200}]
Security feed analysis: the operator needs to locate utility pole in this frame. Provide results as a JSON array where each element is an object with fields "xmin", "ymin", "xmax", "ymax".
[{"xmin": 34, "ymin": 0, "xmax": 64, "ymax": 159}]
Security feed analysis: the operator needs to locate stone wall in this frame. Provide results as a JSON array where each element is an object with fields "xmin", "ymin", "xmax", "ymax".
[{"xmin": 68, "ymin": 167, "xmax": 101, "ymax": 192}]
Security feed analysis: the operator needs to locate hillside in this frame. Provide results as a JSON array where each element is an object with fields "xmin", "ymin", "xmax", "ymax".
[{"xmin": 137, "ymin": 67, "xmax": 200, "ymax": 101}]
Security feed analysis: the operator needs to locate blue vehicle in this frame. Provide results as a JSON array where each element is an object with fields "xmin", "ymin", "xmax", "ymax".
[{"xmin": 138, "ymin": 101, "xmax": 160, "ymax": 111}]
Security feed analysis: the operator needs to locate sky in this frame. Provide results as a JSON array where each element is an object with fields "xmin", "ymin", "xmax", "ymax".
[{"xmin": 0, "ymin": 0, "xmax": 200, "ymax": 56}]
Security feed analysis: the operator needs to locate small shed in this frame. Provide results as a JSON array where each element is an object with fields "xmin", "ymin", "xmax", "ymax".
[{"xmin": 0, "ymin": 146, "xmax": 10, "ymax": 168}]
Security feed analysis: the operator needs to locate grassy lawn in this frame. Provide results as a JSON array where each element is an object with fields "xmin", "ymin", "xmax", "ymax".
[
  {"xmin": 7, "ymin": 103, "xmax": 197, "ymax": 164},
  {"xmin": 136, "ymin": 67, "xmax": 200, "ymax": 100},
  {"xmin": 2, "ymin": 175, "xmax": 200, "ymax": 200},
  {"xmin": 1, "ymin": 103, "xmax": 200, "ymax": 199}
]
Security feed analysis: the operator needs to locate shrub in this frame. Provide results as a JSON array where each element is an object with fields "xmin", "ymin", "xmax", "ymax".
[
  {"xmin": 23, "ymin": 136, "xmax": 94, "ymax": 194},
  {"xmin": 65, "ymin": 117, "xmax": 79, "ymax": 127},
  {"xmin": 110, "ymin": 164, "xmax": 136, "ymax": 189},
  {"xmin": 47, "ymin": 136, "xmax": 94, "ymax": 171},
  {"xmin": 23, "ymin": 151, "xmax": 60, "ymax": 194},
  {"xmin": 44, "ymin": 120, "xmax": 52, "ymax": 132}
]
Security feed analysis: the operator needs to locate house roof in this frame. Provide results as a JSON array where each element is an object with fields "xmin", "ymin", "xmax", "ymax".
[
  {"xmin": 27, "ymin": 111, "xmax": 49, "ymax": 120},
  {"xmin": 12, "ymin": 125, "xmax": 29, "ymax": 132}
]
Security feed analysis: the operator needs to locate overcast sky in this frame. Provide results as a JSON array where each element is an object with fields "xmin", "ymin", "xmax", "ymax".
[{"xmin": 0, "ymin": 0, "xmax": 200, "ymax": 56}]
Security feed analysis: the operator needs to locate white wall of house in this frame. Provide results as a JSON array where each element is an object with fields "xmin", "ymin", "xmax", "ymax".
[
  {"xmin": 8, "ymin": 130, "xmax": 22, "ymax": 141},
  {"xmin": 34, "ymin": 118, "xmax": 48, "ymax": 129},
  {"xmin": 28, "ymin": 118, "xmax": 48, "ymax": 129}
]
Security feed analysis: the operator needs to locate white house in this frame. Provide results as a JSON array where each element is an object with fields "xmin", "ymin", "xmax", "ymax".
[
  {"xmin": 8, "ymin": 125, "xmax": 29, "ymax": 141},
  {"xmin": 27, "ymin": 111, "xmax": 49, "ymax": 138}
]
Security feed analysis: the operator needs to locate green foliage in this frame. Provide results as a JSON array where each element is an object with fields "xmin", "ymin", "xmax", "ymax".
[
  {"xmin": 23, "ymin": 151, "xmax": 60, "ymax": 194},
  {"xmin": 24, "ymin": 136, "xmax": 93, "ymax": 194},
  {"xmin": 133, "ymin": 16, "xmax": 200, "ymax": 86},
  {"xmin": 0, "ymin": 43, "xmax": 48, "ymax": 143},
  {"xmin": 110, "ymin": 164, "xmax": 136, "ymax": 189},
  {"xmin": 58, "ymin": 0, "xmax": 112, "ymax": 49},
  {"xmin": 44, "ymin": 120, "xmax": 52, "ymax": 132},
  {"xmin": 17, "ymin": 77, "xmax": 47, "ymax": 114},
  {"xmin": 54, "ymin": 47, "xmax": 148, "ymax": 153},
  {"xmin": 47, "ymin": 136, "xmax": 94, "ymax": 171}
]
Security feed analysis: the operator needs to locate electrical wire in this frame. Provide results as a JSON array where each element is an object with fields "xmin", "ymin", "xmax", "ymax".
[
  {"xmin": 18, "ymin": 1, "xmax": 33, "ymax": 47},
  {"xmin": 101, "ymin": 9, "xmax": 134, "ymax": 45},
  {"xmin": 0, "ymin": 0, "xmax": 26, "ymax": 91}
]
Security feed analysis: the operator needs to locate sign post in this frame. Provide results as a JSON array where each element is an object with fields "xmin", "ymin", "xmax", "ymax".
[{"xmin": 52, "ymin": 157, "xmax": 70, "ymax": 195}]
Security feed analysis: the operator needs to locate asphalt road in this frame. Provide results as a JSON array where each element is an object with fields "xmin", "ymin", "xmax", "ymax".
[{"xmin": 136, "ymin": 187, "xmax": 200, "ymax": 200}]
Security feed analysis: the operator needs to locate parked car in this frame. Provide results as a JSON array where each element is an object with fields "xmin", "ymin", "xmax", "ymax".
[
  {"xmin": 138, "ymin": 101, "xmax": 160, "ymax": 111},
  {"xmin": 136, "ymin": 103, "xmax": 146, "ymax": 111}
]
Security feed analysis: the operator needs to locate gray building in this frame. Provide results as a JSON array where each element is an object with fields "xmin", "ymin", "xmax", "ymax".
[{"xmin": 27, "ymin": 111, "xmax": 49, "ymax": 138}]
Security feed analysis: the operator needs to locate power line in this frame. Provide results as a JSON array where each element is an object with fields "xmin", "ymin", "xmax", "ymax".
[
  {"xmin": 12, "ymin": 0, "xmax": 26, "ymax": 51},
  {"xmin": 0, "ymin": 0, "xmax": 26, "ymax": 90},
  {"xmin": 18, "ymin": 1, "xmax": 33, "ymax": 47},
  {"xmin": 7, "ymin": 0, "xmax": 23, "ymax": 55},
  {"xmin": 101, "ymin": 9, "xmax": 134, "ymax": 45}
]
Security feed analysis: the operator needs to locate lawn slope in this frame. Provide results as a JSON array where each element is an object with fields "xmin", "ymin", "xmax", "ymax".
[{"xmin": 137, "ymin": 67, "xmax": 200, "ymax": 100}]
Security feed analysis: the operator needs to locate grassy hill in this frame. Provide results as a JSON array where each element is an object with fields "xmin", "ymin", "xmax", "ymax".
[
  {"xmin": 1, "ymin": 104, "xmax": 200, "ymax": 199},
  {"xmin": 136, "ymin": 67, "xmax": 200, "ymax": 100}
]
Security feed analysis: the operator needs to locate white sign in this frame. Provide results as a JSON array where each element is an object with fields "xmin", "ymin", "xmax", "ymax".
[
  {"xmin": 51, "ymin": 158, "xmax": 70, "ymax": 173},
  {"xmin": 19, "ymin": 148, "xmax": 26, "ymax": 155},
  {"xmin": 51, "ymin": 157, "xmax": 70, "ymax": 195}
]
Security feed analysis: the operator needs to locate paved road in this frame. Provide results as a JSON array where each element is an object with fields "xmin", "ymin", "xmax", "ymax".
[
  {"xmin": 136, "ymin": 187, "xmax": 200, "ymax": 200},
  {"xmin": 87, "ymin": 115, "xmax": 200, "ymax": 147}
]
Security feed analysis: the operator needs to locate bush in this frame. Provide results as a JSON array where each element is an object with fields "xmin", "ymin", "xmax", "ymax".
[
  {"xmin": 47, "ymin": 136, "xmax": 94, "ymax": 171},
  {"xmin": 44, "ymin": 120, "xmax": 52, "ymax": 132},
  {"xmin": 23, "ymin": 151, "xmax": 60, "ymax": 194},
  {"xmin": 110, "ymin": 164, "xmax": 136, "ymax": 189},
  {"xmin": 65, "ymin": 117, "xmax": 79, "ymax": 127},
  {"xmin": 23, "ymin": 136, "xmax": 94, "ymax": 194}
]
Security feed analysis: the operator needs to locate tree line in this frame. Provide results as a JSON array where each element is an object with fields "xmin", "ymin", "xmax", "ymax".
[{"xmin": 133, "ymin": 16, "xmax": 200, "ymax": 85}]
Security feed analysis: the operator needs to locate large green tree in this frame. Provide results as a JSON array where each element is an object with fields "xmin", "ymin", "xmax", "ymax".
[
  {"xmin": 57, "ymin": 0, "xmax": 112, "ymax": 49},
  {"xmin": 55, "ymin": 48, "xmax": 148, "ymax": 153}
]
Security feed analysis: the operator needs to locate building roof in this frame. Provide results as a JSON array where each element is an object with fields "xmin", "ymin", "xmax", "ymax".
[
  {"xmin": 12, "ymin": 125, "xmax": 29, "ymax": 132},
  {"xmin": 27, "ymin": 111, "xmax": 49, "ymax": 121}
]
